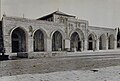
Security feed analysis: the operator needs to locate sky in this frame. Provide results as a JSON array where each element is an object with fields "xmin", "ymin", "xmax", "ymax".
[{"xmin": 1, "ymin": 0, "xmax": 120, "ymax": 28}]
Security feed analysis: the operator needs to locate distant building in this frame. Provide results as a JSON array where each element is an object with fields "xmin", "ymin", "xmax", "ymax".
[{"xmin": 0, "ymin": 11, "xmax": 118, "ymax": 57}]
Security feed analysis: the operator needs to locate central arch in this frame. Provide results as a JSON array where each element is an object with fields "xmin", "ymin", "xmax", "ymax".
[
  {"xmin": 11, "ymin": 27, "xmax": 26, "ymax": 53},
  {"xmin": 70, "ymin": 32, "xmax": 81, "ymax": 51},
  {"xmin": 52, "ymin": 31, "xmax": 63, "ymax": 51}
]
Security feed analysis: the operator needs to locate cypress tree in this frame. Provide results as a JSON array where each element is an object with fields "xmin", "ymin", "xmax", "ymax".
[{"xmin": 117, "ymin": 28, "xmax": 120, "ymax": 47}]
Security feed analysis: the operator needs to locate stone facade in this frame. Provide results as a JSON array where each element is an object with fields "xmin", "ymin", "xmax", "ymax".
[{"xmin": 0, "ymin": 11, "xmax": 118, "ymax": 58}]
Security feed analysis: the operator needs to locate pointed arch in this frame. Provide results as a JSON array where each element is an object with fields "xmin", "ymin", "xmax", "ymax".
[
  {"xmin": 69, "ymin": 28, "xmax": 84, "ymax": 40},
  {"xmin": 88, "ymin": 33, "xmax": 97, "ymax": 50},
  {"xmin": 50, "ymin": 29, "xmax": 65, "ymax": 39},
  {"xmin": 33, "ymin": 30, "xmax": 44, "ymax": 51},
  {"xmin": 52, "ymin": 31, "xmax": 63, "ymax": 51},
  {"xmin": 33, "ymin": 28, "xmax": 48, "ymax": 51},
  {"xmin": 32, "ymin": 28, "xmax": 48, "ymax": 38},
  {"xmin": 70, "ymin": 32, "xmax": 81, "ymax": 51},
  {"xmin": 69, "ymin": 28, "xmax": 85, "ymax": 52},
  {"xmin": 11, "ymin": 27, "xmax": 27, "ymax": 52}
]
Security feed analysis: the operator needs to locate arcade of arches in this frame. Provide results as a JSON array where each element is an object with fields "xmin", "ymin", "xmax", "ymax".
[{"xmin": 11, "ymin": 28, "xmax": 116, "ymax": 53}]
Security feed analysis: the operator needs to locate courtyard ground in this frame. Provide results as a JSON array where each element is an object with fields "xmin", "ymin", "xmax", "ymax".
[
  {"xmin": 1, "ymin": 50, "xmax": 120, "ymax": 80},
  {"xmin": 1, "ymin": 65, "xmax": 120, "ymax": 81}
]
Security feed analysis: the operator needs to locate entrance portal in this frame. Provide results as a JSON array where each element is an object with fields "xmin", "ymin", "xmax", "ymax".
[{"xmin": 70, "ymin": 32, "xmax": 81, "ymax": 51}]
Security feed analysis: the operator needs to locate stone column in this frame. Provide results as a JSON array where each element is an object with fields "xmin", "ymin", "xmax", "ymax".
[
  {"xmin": 27, "ymin": 36, "xmax": 33, "ymax": 53},
  {"xmin": 4, "ymin": 35, "xmax": 11, "ymax": 54},
  {"xmin": 106, "ymin": 38, "xmax": 108, "ymax": 50},
  {"xmin": 46, "ymin": 38, "xmax": 52, "ymax": 52},
  {"xmin": 65, "ymin": 39, "xmax": 70, "ymax": 51},
  {"xmin": 81, "ymin": 40, "xmax": 83, "ymax": 51},
  {"xmin": 93, "ymin": 40, "xmax": 95, "ymax": 51},
  {"xmin": 96, "ymin": 39, "xmax": 99, "ymax": 51},
  {"xmin": 84, "ymin": 39, "xmax": 88, "ymax": 51},
  {"xmin": 114, "ymin": 39, "xmax": 117, "ymax": 50}
]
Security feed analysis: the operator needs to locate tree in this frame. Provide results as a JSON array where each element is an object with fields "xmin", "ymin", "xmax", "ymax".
[{"xmin": 117, "ymin": 28, "xmax": 120, "ymax": 47}]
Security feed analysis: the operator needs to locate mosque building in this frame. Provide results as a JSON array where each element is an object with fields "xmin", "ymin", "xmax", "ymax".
[{"xmin": 0, "ymin": 11, "xmax": 119, "ymax": 58}]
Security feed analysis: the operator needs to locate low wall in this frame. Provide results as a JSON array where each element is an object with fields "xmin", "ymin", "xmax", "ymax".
[
  {"xmin": 8, "ymin": 50, "xmax": 120, "ymax": 59},
  {"xmin": 28, "ymin": 50, "xmax": 120, "ymax": 58},
  {"xmin": 28, "ymin": 51, "xmax": 67, "ymax": 58}
]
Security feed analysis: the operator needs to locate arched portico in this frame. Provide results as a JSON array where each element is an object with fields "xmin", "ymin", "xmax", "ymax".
[
  {"xmin": 69, "ymin": 29, "xmax": 84, "ymax": 51},
  {"xmin": 11, "ymin": 27, "xmax": 27, "ymax": 53},
  {"xmin": 99, "ymin": 34, "xmax": 106, "ymax": 50}
]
